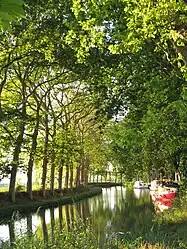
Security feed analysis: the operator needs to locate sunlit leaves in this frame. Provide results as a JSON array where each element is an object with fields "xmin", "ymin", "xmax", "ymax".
[{"xmin": 0, "ymin": 0, "xmax": 25, "ymax": 29}]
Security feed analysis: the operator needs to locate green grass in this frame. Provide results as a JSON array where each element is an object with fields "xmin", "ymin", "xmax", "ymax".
[
  {"xmin": 0, "ymin": 186, "xmax": 8, "ymax": 192},
  {"xmin": 1, "ymin": 220, "xmax": 186, "ymax": 249}
]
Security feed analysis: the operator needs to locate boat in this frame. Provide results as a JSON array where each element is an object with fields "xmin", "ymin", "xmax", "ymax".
[
  {"xmin": 164, "ymin": 181, "xmax": 180, "ymax": 189},
  {"xmin": 156, "ymin": 191, "xmax": 176, "ymax": 200},
  {"xmin": 150, "ymin": 179, "xmax": 179, "ymax": 192},
  {"xmin": 163, "ymin": 181, "xmax": 179, "ymax": 193},
  {"xmin": 149, "ymin": 180, "xmax": 161, "ymax": 191},
  {"xmin": 133, "ymin": 180, "xmax": 148, "ymax": 189},
  {"xmin": 150, "ymin": 187, "xmax": 176, "ymax": 203}
]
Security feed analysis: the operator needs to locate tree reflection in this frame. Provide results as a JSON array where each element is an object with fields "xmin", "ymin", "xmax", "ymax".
[
  {"xmin": 39, "ymin": 209, "xmax": 48, "ymax": 244},
  {"xmin": 0, "ymin": 187, "xmax": 155, "ymax": 247},
  {"xmin": 50, "ymin": 207, "xmax": 55, "ymax": 239},
  {"xmin": 59, "ymin": 206, "xmax": 63, "ymax": 230},
  {"xmin": 8, "ymin": 220, "xmax": 15, "ymax": 246},
  {"xmin": 69, "ymin": 204, "xmax": 75, "ymax": 228},
  {"xmin": 65, "ymin": 205, "xmax": 70, "ymax": 231},
  {"xmin": 27, "ymin": 213, "xmax": 32, "ymax": 236}
]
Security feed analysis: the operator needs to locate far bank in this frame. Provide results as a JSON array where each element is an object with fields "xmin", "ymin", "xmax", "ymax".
[{"xmin": 0, "ymin": 182, "xmax": 122, "ymax": 218}]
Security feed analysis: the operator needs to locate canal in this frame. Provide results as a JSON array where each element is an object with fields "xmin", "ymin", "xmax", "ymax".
[{"xmin": 0, "ymin": 187, "xmax": 155, "ymax": 247}]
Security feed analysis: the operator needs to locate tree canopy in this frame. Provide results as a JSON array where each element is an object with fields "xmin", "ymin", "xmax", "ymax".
[{"xmin": 1, "ymin": 0, "xmax": 187, "ymax": 202}]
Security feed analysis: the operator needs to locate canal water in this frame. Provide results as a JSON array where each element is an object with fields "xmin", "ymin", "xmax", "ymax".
[{"xmin": 0, "ymin": 187, "xmax": 155, "ymax": 247}]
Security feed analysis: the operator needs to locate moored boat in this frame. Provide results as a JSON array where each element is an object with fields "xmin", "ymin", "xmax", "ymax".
[
  {"xmin": 149, "ymin": 180, "xmax": 160, "ymax": 191},
  {"xmin": 149, "ymin": 179, "xmax": 179, "ymax": 192},
  {"xmin": 133, "ymin": 180, "xmax": 148, "ymax": 189},
  {"xmin": 156, "ymin": 191, "xmax": 176, "ymax": 200}
]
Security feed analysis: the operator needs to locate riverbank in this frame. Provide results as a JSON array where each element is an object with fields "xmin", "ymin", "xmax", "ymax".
[{"xmin": 0, "ymin": 183, "xmax": 121, "ymax": 218}]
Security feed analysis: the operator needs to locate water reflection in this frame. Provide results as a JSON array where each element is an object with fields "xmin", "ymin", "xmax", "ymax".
[
  {"xmin": 134, "ymin": 188, "xmax": 149, "ymax": 199},
  {"xmin": 0, "ymin": 187, "xmax": 154, "ymax": 247}
]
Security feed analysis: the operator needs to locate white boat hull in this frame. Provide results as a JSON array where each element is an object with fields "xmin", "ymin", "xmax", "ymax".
[{"xmin": 133, "ymin": 181, "xmax": 148, "ymax": 189}]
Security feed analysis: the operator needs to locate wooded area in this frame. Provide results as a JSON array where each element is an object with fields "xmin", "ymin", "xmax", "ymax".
[{"xmin": 1, "ymin": 0, "xmax": 187, "ymax": 202}]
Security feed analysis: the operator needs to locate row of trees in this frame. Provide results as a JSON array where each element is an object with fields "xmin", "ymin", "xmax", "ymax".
[{"xmin": 0, "ymin": 0, "xmax": 117, "ymax": 203}]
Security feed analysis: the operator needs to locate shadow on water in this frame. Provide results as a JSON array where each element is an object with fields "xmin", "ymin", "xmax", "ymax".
[{"xmin": 0, "ymin": 187, "xmax": 187, "ymax": 248}]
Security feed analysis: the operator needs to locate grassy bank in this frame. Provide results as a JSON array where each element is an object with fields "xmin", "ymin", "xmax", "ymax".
[
  {"xmin": 0, "ymin": 186, "xmax": 102, "ymax": 218},
  {"xmin": 0, "ymin": 182, "xmax": 122, "ymax": 218},
  {"xmin": 133, "ymin": 195, "xmax": 187, "ymax": 249}
]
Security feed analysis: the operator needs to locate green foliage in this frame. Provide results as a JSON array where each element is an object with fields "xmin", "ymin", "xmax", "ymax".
[
  {"xmin": 71, "ymin": 0, "xmax": 187, "ymax": 65},
  {"xmin": 105, "ymin": 42, "xmax": 187, "ymax": 180},
  {"xmin": 0, "ymin": 0, "xmax": 24, "ymax": 29}
]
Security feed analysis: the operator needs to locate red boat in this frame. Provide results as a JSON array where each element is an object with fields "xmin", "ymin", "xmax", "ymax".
[
  {"xmin": 160, "ymin": 198, "xmax": 173, "ymax": 208},
  {"xmin": 156, "ymin": 191, "xmax": 176, "ymax": 200}
]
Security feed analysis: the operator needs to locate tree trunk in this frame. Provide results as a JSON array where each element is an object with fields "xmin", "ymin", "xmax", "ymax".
[
  {"xmin": 42, "ymin": 113, "xmax": 49, "ymax": 198},
  {"xmin": 9, "ymin": 80, "xmax": 26, "ymax": 203},
  {"xmin": 69, "ymin": 165, "xmax": 74, "ymax": 189},
  {"xmin": 50, "ymin": 155, "xmax": 55, "ymax": 195},
  {"xmin": 58, "ymin": 164, "xmax": 63, "ymax": 193},
  {"xmin": 97, "ymin": 174, "xmax": 99, "ymax": 183},
  {"xmin": 85, "ymin": 168, "xmax": 88, "ymax": 186},
  {"xmin": 27, "ymin": 106, "xmax": 40, "ymax": 200},
  {"xmin": 9, "ymin": 130, "xmax": 24, "ymax": 202},
  {"xmin": 80, "ymin": 156, "xmax": 85, "ymax": 185},
  {"xmin": 50, "ymin": 118, "xmax": 57, "ymax": 195},
  {"xmin": 120, "ymin": 173, "xmax": 122, "ymax": 184},
  {"xmin": 115, "ymin": 172, "xmax": 117, "ymax": 183},
  {"xmin": 75, "ymin": 165, "xmax": 81, "ymax": 187},
  {"xmin": 89, "ymin": 173, "xmax": 91, "ymax": 183},
  {"xmin": 105, "ymin": 172, "xmax": 107, "ymax": 182},
  {"xmin": 84, "ymin": 154, "xmax": 89, "ymax": 187},
  {"xmin": 65, "ymin": 164, "xmax": 69, "ymax": 189},
  {"xmin": 109, "ymin": 172, "xmax": 111, "ymax": 182}
]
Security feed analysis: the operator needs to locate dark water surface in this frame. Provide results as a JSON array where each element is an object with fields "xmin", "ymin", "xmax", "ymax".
[{"xmin": 0, "ymin": 187, "xmax": 155, "ymax": 247}]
